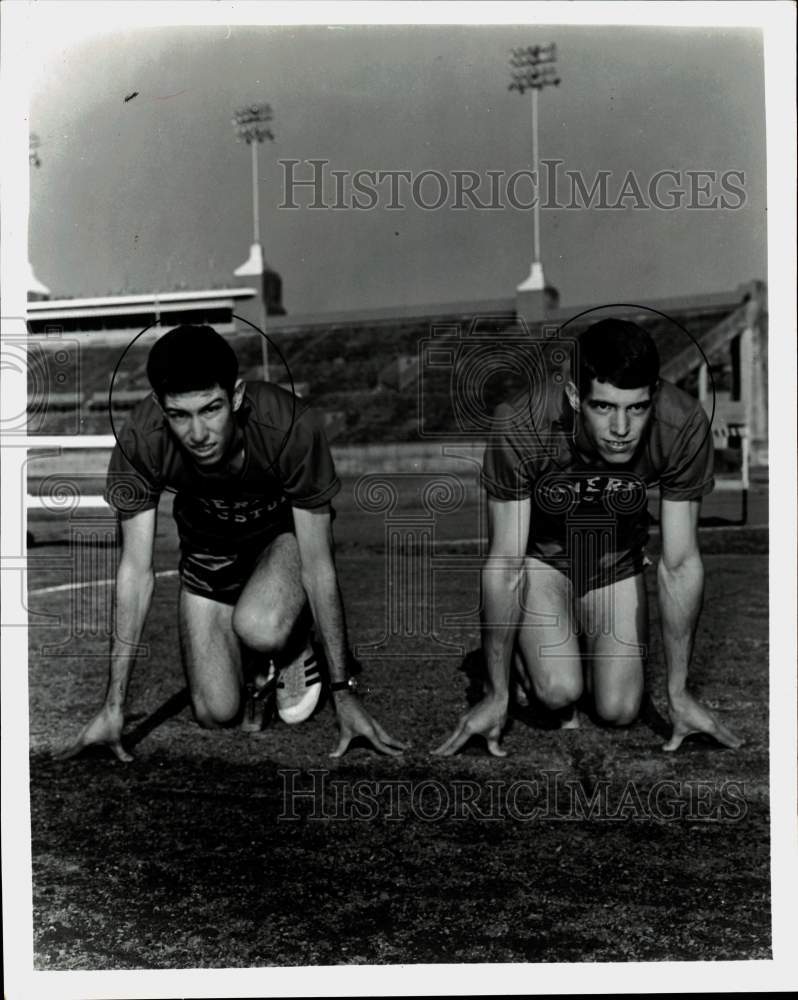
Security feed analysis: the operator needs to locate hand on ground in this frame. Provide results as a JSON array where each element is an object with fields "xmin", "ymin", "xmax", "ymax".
[
  {"xmin": 664, "ymin": 691, "xmax": 743, "ymax": 752},
  {"xmin": 330, "ymin": 693, "xmax": 408, "ymax": 758},
  {"xmin": 53, "ymin": 705, "xmax": 133, "ymax": 763},
  {"xmin": 432, "ymin": 696, "xmax": 508, "ymax": 757}
]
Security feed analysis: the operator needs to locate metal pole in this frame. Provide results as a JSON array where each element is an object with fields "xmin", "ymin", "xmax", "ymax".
[
  {"xmin": 249, "ymin": 137, "xmax": 268, "ymax": 380},
  {"xmin": 532, "ymin": 87, "xmax": 540, "ymax": 265},
  {"xmin": 509, "ymin": 44, "xmax": 559, "ymax": 295},
  {"xmin": 233, "ymin": 103, "xmax": 273, "ymax": 381},
  {"xmin": 253, "ymin": 142, "xmax": 269, "ymax": 381},
  {"xmin": 251, "ymin": 140, "xmax": 260, "ymax": 245}
]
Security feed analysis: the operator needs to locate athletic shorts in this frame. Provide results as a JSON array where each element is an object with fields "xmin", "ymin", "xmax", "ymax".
[
  {"xmin": 178, "ymin": 527, "xmax": 292, "ymax": 606},
  {"xmin": 527, "ymin": 539, "xmax": 648, "ymax": 597}
]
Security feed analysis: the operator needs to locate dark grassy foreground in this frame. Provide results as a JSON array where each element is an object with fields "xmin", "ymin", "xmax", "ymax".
[
  {"xmin": 31, "ymin": 753, "xmax": 769, "ymax": 968},
  {"xmin": 28, "ymin": 502, "xmax": 770, "ymax": 968}
]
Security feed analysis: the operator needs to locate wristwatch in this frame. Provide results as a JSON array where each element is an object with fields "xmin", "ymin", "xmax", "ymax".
[{"xmin": 330, "ymin": 676, "xmax": 358, "ymax": 694}]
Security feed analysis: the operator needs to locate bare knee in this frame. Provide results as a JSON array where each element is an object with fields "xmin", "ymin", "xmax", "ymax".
[
  {"xmin": 192, "ymin": 688, "xmax": 240, "ymax": 728},
  {"xmin": 232, "ymin": 604, "xmax": 293, "ymax": 654},
  {"xmin": 594, "ymin": 690, "xmax": 641, "ymax": 727},
  {"xmin": 533, "ymin": 670, "xmax": 582, "ymax": 711}
]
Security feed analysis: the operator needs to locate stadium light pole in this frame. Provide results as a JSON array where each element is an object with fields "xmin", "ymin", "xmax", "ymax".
[
  {"xmin": 232, "ymin": 103, "xmax": 275, "ymax": 380},
  {"xmin": 509, "ymin": 44, "xmax": 560, "ymax": 293}
]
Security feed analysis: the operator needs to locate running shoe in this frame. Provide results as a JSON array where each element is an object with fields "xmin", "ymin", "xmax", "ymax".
[{"xmin": 276, "ymin": 640, "xmax": 323, "ymax": 724}]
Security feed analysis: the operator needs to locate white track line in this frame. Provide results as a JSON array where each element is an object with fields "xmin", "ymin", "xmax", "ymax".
[
  {"xmin": 27, "ymin": 495, "xmax": 109, "ymax": 510},
  {"xmin": 27, "ymin": 514, "xmax": 766, "ymax": 598},
  {"xmin": 29, "ymin": 569, "xmax": 178, "ymax": 597},
  {"xmin": 25, "ymin": 435, "xmax": 116, "ymax": 448}
]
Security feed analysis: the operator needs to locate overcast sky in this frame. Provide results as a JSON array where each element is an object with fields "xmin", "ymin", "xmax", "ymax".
[{"xmin": 28, "ymin": 20, "xmax": 766, "ymax": 315}]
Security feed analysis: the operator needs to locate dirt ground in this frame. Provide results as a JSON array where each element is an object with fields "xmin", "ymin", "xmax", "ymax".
[{"xmin": 26, "ymin": 479, "xmax": 770, "ymax": 968}]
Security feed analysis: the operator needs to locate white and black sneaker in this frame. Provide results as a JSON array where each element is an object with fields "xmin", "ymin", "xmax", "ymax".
[{"xmin": 276, "ymin": 640, "xmax": 323, "ymax": 725}]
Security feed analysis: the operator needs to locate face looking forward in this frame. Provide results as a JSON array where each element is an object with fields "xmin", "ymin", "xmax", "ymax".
[
  {"xmin": 567, "ymin": 378, "xmax": 654, "ymax": 464},
  {"xmin": 160, "ymin": 381, "xmax": 245, "ymax": 467}
]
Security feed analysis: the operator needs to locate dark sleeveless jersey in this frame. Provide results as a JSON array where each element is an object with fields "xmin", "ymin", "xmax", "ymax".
[
  {"xmin": 481, "ymin": 379, "xmax": 714, "ymax": 562},
  {"xmin": 104, "ymin": 382, "xmax": 340, "ymax": 554}
]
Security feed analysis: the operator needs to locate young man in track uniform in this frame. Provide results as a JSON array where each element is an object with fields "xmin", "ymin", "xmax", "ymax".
[
  {"xmin": 435, "ymin": 318, "xmax": 743, "ymax": 757},
  {"xmin": 58, "ymin": 325, "xmax": 406, "ymax": 761}
]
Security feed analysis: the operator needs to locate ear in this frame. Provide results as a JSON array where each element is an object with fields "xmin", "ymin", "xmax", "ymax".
[
  {"xmin": 231, "ymin": 379, "xmax": 246, "ymax": 412},
  {"xmin": 565, "ymin": 379, "xmax": 581, "ymax": 413}
]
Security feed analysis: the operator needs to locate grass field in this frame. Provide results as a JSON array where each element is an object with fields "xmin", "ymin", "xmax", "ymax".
[{"xmin": 27, "ymin": 477, "xmax": 770, "ymax": 967}]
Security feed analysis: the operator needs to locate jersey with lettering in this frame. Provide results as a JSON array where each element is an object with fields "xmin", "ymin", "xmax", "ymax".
[
  {"xmin": 104, "ymin": 382, "xmax": 340, "ymax": 555},
  {"xmin": 481, "ymin": 379, "xmax": 714, "ymax": 570}
]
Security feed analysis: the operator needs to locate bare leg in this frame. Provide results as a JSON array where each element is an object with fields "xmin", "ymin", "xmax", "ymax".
[
  {"xmin": 178, "ymin": 589, "xmax": 242, "ymax": 728},
  {"xmin": 231, "ymin": 532, "xmax": 308, "ymax": 659},
  {"xmin": 515, "ymin": 557, "xmax": 583, "ymax": 726},
  {"xmin": 179, "ymin": 533, "xmax": 309, "ymax": 729},
  {"xmin": 578, "ymin": 572, "xmax": 647, "ymax": 726}
]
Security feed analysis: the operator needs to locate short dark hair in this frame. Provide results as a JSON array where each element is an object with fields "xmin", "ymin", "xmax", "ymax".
[
  {"xmin": 146, "ymin": 325, "xmax": 238, "ymax": 400},
  {"xmin": 575, "ymin": 318, "xmax": 659, "ymax": 397}
]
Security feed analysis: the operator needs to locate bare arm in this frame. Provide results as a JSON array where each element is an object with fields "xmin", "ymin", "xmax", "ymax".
[
  {"xmin": 55, "ymin": 508, "xmax": 157, "ymax": 761},
  {"xmin": 658, "ymin": 499, "xmax": 704, "ymax": 701},
  {"xmin": 292, "ymin": 505, "xmax": 407, "ymax": 757},
  {"xmin": 481, "ymin": 497, "xmax": 531, "ymax": 702},
  {"xmin": 434, "ymin": 497, "xmax": 530, "ymax": 756},
  {"xmin": 292, "ymin": 505, "xmax": 349, "ymax": 683},
  {"xmin": 104, "ymin": 509, "xmax": 158, "ymax": 712},
  {"xmin": 658, "ymin": 499, "xmax": 742, "ymax": 751}
]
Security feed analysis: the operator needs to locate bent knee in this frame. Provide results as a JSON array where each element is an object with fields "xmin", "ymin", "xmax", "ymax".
[
  {"xmin": 594, "ymin": 693, "xmax": 641, "ymax": 727},
  {"xmin": 232, "ymin": 605, "xmax": 292, "ymax": 654},
  {"xmin": 533, "ymin": 671, "xmax": 582, "ymax": 711},
  {"xmin": 192, "ymin": 690, "xmax": 240, "ymax": 728}
]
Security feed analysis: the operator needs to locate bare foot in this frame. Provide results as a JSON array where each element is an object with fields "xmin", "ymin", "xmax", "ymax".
[{"xmin": 511, "ymin": 680, "xmax": 530, "ymax": 709}]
